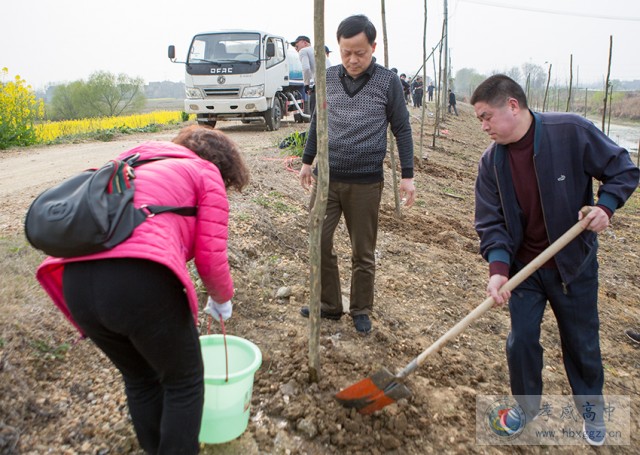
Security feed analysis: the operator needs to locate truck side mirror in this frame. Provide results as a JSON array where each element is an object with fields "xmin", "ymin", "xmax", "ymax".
[
  {"xmin": 168, "ymin": 45, "xmax": 176, "ymax": 60},
  {"xmin": 266, "ymin": 42, "xmax": 275, "ymax": 58}
]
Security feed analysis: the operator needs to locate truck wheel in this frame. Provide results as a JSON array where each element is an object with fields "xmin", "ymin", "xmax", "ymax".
[
  {"xmin": 199, "ymin": 120, "xmax": 217, "ymax": 128},
  {"xmin": 265, "ymin": 102, "xmax": 282, "ymax": 131}
]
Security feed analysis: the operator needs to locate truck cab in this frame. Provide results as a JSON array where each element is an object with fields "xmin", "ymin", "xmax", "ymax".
[{"xmin": 169, "ymin": 30, "xmax": 308, "ymax": 131}]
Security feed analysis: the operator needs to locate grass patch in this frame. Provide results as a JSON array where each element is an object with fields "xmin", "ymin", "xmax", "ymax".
[
  {"xmin": 30, "ymin": 339, "xmax": 70, "ymax": 361},
  {"xmin": 252, "ymin": 191, "xmax": 298, "ymax": 214}
]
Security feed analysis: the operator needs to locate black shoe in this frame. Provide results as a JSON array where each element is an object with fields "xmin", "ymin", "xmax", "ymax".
[
  {"xmin": 352, "ymin": 314, "xmax": 372, "ymax": 334},
  {"xmin": 299, "ymin": 306, "xmax": 342, "ymax": 320},
  {"xmin": 625, "ymin": 329, "xmax": 640, "ymax": 344}
]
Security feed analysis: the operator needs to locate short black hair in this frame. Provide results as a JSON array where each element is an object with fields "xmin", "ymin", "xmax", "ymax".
[
  {"xmin": 337, "ymin": 14, "xmax": 376, "ymax": 44},
  {"xmin": 470, "ymin": 74, "xmax": 529, "ymax": 109}
]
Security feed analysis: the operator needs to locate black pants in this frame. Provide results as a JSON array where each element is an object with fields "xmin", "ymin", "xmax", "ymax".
[
  {"xmin": 507, "ymin": 258, "xmax": 604, "ymax": 421},
  {"xmin": 64, "ymin": 259, "xmax": 204, "ymax": 455}
]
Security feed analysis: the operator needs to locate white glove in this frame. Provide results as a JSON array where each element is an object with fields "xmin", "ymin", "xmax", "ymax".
[{"xmin": 205, "ymin": 297, "xmax": 232, "ymax": 321}]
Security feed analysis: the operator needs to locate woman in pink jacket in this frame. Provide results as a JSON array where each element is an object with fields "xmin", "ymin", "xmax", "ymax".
[{"xmin": 36, "ymin": 125, "xmax": 249, "ymax": 454}]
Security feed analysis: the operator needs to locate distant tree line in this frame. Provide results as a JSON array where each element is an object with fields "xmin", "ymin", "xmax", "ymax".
[
  {"xmin": 44, "ymin": 71, "xmax": 145, "ymax": 121},
  {"xmin": 37, "ymin": 75, "xmax": 186, "ymax": 121},
  {"xmin": 452, "ymin": 64, "xmax": 640, "ymax": 120}
]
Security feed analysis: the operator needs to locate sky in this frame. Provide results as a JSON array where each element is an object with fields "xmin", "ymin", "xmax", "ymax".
[{"xmin": 2, "ymin": 0, "xmax": 639, "ymax": 91}]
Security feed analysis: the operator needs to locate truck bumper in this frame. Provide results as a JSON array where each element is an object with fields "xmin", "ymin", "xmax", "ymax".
[{"xmin": 184, "ymin": 97, "xmax": 269, "ymax": 118}]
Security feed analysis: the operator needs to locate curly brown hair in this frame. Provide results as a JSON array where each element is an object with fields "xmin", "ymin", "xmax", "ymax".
[{"xmin": 172, "ymin": 125, "xmax": 250, "ymax": 192}]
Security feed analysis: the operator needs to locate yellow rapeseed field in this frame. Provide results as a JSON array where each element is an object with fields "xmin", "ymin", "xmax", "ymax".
[{"xmin": 35, "ymin": 111, "xmax": 188, "ymax": 143}]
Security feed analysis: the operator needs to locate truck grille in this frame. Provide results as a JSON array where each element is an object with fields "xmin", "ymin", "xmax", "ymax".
[{"xmin": 203, "ymin": 87, "xmax": 240, "ymax": 97}]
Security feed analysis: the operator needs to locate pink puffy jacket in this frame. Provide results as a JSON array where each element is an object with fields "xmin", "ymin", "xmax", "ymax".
[{"xmin": 37, "ymin": 141, "xmax": 234, "ymax": 334}]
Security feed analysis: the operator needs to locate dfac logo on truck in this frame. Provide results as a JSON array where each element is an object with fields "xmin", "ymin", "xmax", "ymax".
[{"xmin": 210, "ymin": 67, "xmax": 233, "ymax": 74}]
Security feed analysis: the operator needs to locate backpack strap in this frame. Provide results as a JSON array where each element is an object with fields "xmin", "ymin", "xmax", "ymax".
[
  {"xmin": 140, "ymin": 205, "xmax": 197, "ymax": 217},
  {"xmin": 121, "ymin": 154, "xmax": 198, "ymax": 217}
]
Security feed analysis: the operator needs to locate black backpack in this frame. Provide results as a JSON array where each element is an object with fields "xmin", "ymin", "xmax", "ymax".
[{"xmin": 24, "ymin": 154, "xmax": 197, "ymax": 258}]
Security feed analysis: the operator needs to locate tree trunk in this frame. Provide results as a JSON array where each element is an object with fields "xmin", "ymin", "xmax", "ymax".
[
  {"xmin": 441, "ymin": 0, "xmax": 449, "ymax": 117},
  {"xmin": 607, "ymin": 85, "xmax": 613, "ymax": 135},
  {"xmin": 602, "ymin": 35, "xmax": 613, "ymax": 132},
  {"xmin": 380, "ymin": 0, "xmax": 401, "ymax": 217},
  {"xmin": 420, "ymin": 0, "xmax": 428, "ymax": 159},
  {"xmin": 543, "ymin": 64, "xmax": 551, "ymax": 112},
  {"xmin": 602, "ymin": 35, "xmax": 613, "ymax": 133},
  {"xmin": 432, "ymin": 20, "xmax": 445, "ymax": 149},
  {"xmin": 308, "ymin": 0, "xmax": 328, "ymax": 383},
  {"xmin": 566, "ymin": 54, "xmax": 573, "ymax": 112}
]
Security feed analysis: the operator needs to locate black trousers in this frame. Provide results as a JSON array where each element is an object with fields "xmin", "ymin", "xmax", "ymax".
[{"xmin": 64, "ymin": 258, "xmax": 204, "ymax": 455}]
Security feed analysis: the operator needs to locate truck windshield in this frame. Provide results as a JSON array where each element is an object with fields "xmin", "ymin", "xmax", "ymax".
[{"xmin": 188, "ymin": 33, "xmax": 260, "ymax": 64}]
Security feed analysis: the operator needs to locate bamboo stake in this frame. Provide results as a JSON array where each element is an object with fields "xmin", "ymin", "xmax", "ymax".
[{"xmin": 308, "ymin": 0, "xmax": 328, "ymax": 383}]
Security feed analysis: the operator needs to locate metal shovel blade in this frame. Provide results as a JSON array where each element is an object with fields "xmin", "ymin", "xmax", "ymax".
[{"xmin": 334, "ymin": 367, "xmax": 412, "ymax": 415}]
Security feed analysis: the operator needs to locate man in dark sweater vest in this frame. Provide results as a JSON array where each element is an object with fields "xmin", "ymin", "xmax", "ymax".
[
  {"xmin": 472, "ymin": 74, "xmax": 639, "ymax": 446},
  {"xmin": 299, "ymin": 14, "xmax": 415, "ymax": 334}
]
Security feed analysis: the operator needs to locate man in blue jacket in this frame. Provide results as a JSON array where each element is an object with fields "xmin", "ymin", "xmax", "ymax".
[{"xmin": 471, "ymin": 74, "xmax": 638, "ymax": 446}]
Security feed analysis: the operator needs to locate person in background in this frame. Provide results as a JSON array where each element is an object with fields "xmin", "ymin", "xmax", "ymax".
[
  {"xmin": 292, "ymin": 35, "xmax": 316, "ymax": 115},
  {"xmin": 298, "ymin": 14, "xmax": 415, "ymax": 335},
  {"xmin": 471, "ymin": 74, "xmax": 639, "ymax": 446},
  {"xmin": 325, "ymin": 45, "xmax": 333, "ymax": 67},
  {"xmin": 400, "ymin": 73, "xmax": 411, "ymax": 105},
  {"xmin": 36, "ymin": 125, "xmax": 250, "ymax": 454},
  {"xmin": 448, "ymin": 89, "xmax": 458, "ymax": 116},
  {"xmin": 411, "ymin": 76, "xmax": 424, "ymax": 108},
  {"xmin": 427, "ymin": 81, "xmax": 434, "ymax": 102}
]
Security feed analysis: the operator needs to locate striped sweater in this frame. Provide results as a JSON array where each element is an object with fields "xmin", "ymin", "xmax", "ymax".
[{"xmin": 302, "ymin": 62, "xmax": 414, "ymax": 183}]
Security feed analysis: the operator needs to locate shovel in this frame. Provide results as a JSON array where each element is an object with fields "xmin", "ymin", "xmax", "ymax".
[{"xmin": 335, "ymin": 208, "xmax": 592, "ymax": 414}]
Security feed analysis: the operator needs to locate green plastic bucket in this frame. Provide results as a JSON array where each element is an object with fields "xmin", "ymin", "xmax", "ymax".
[{"xmin": 198, "ymin": 334, "xmax": 262, "ymax": 444}]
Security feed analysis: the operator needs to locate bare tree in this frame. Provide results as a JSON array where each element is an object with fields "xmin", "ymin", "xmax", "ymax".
[
  {"xmin": 441, "ymin": 0, "xmax": 449, "ymax": 117},
  {"xmin": 420, "ymin": 0, "xmax": 428, "ymax": 158},
  {"xmin": 543, "ymin": 64, "xmax": 552, "ymax": 112},
  {"xmin": 308, "ymin": 0, "xmax": 328, "ymax": 382},
  {"xmin": 381, "ymin": 0, "xmax": 401, "ymax": 217},
  {"xmin": 602, "ymin": 35, "xmax": 613, "ymax": 132},
  {"xmin": 566, "ymin": 54, "xmax": 573, "ymax": 112}
]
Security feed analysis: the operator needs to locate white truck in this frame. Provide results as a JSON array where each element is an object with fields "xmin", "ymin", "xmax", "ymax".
[{"xmin": 168, "ymin": 30, "xmax": 309, "ymax": 131}]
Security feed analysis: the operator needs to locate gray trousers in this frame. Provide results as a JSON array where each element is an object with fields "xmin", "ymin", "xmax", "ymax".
[{"xmin": 310, "ymin": 180, "xmax": 383, "ymax": 316}]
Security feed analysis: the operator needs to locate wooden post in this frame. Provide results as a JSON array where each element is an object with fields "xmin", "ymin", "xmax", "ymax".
[{"xmin": 308, "ymin": 0, "xmax": 328, "ymax": 383}]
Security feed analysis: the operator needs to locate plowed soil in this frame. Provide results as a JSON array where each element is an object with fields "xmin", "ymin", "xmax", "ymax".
[{"xmin": 1, "ymin": 104, "xmax": 638, "ymax": 454}]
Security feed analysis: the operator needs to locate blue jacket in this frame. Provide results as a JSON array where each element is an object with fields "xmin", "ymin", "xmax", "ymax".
[{"xmin": 475, "ymin": 111, "xmax": 639, "ymax": 285}]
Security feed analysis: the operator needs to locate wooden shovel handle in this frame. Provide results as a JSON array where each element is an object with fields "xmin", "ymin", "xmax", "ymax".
[{"xmin": 397, "ymin": 207, "xmax": 592, "ymax": 379}]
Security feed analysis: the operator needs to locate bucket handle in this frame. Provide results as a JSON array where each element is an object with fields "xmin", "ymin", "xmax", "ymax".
[{"xmin": 207, "ymin": 315, "xmax": 230, "ymax": 383}]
